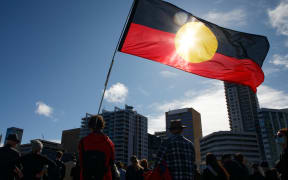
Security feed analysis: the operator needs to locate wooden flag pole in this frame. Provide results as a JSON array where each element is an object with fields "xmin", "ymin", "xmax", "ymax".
[{"xmin": 97, "ymin": 0, "xmax": 136, "ymax": 114}]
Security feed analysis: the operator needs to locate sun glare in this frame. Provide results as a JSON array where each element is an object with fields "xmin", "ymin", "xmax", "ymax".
[{"xmin": 175, "ymin": 22, "xmax": 218, "ymax": 63}]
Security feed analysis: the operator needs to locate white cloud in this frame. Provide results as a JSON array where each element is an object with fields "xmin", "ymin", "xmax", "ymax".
[
  {"xmin": 203, "ymin": 9, "xmax": 247, "ymax": 27},
  {"xmin": 263, "ymin": 66, "xmax": 281, "ymax": 75},
  {"xmin": 35, "ymin": 101, "xmax": 53, "ymax": 118},
  {"xmin": 104, "ymin": 83, "xmax": 128, "ymax": 103},
  {"xmin": 148, "ymin": 81, "xmax": 288, "ymax": 136},
  {"xmin": 258, "ymin": 85, "xmax": 288, "ymax": 109},
  {"xmin": 147, "ymin": 114, "xmax": 166, "ymax": 134},
  {"xmin": 268, "ymin": 1, "xmax": 288, "ymax": 36},
  {"xmin": 160, "ymin": 71, "xmax": 178, "ymax": 78},
  {"xmin": 270, "ymin": 54, "xmax": 288, "ymax": 68},
  {"xmin": 148, "ymin": 82, "xmax": 229, "ymax": 136}
]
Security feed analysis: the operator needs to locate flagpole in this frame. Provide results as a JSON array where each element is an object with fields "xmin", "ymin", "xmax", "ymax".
[{"xmin": 97, "ymin": 0, "xmax": 137, "ymax": 114}]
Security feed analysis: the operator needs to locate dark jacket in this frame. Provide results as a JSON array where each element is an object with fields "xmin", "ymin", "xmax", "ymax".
[
  {"xmin": 202, "ymin": 166, "xmax": 227, "ymax": 180},
  {"xmin": 249, "ymin": 172, "xmax": 265, "ymax": 180},
  {"xmin": 276, "ymin": 148, "xmax": 288, "ymax": 180},
  {"xmin": 55, "ymin": 159, "xmax": 66, "ymax": 180},
  {"xmin": 20, "ymin": 152, "xmax": 56, "ymax": 180},
  {"xmin": 223, "ymin": 160, "xmax": 243, "ymax": 180},
  {"xmin": 125, "ymin": 165, "xmax": 144, "ymax": 180},
  {"xmin": 0, "ymin": 144, "xmax": 21, "ymax": 180}
]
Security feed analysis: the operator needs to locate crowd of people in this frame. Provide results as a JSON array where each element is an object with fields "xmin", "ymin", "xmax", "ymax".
[{"xmin": 0, "ymin": 115, "xmax": 287, "ymax": 180}]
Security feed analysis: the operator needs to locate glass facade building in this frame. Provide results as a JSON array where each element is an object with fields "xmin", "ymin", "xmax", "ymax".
[{"xmin": 258, "ymin": 108, "xmax": 288, "ymax": 166}]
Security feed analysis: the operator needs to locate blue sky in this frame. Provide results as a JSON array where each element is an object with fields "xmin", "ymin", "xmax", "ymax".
[{"xmin": 1, "ymin": 0, "xmax": 288, "ymax": 144}]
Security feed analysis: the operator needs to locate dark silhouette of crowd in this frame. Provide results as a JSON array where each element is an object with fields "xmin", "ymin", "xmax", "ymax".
[{"xmin": 0, "ymin": 115, "xmax": 287, "ymax": 180}]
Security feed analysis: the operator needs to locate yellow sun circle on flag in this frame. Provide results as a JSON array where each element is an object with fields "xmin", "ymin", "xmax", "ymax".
[{"xmin": 175, "ymin": 22, "xmax": 218, "ymax": 63}]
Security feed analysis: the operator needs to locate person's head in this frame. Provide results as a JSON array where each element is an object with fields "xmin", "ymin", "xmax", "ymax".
[
  {"xmin": 140, "ymin": 159, "xmax": 148, "ymax": 169},
  {"xmin": 276, "ymin": 128, "xmax": 288, "ymax": 149},
  {"xmin": 31, "ymin": 140, "xmax": 43, "ymax": 154},
  {"xmin": 116, "ymin": 161, "xmax": 124, "ymax": 169},
  {"xmin": 206, "ymin": 153, "xmax": 218, "ymax": 167},
  {"xmin": 56, "ymin": 151, "xmax": 63, "ymax": 160},
  {"xmin": 221, "ymin": 154, "xmax": 232, "ymax": 163},
  {"xmin": 130, "ymin": 155, "xmax": 138, "ymax": 165},
  {"xmin": 88, "ymin": 115, "xmax": 105, "ymax": 132},
  {"xmin": 169, "ymin": 119, "xmax": 187, "ymax": 135},
  {"xmin": 5, "ymin": 134, "xmax": 20, "ymax": 148}
]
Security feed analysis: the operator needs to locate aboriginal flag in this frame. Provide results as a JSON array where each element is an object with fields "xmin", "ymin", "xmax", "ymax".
[{"xmin": 118, "ymin": 0, "xmax": 269, "ymax": 92}]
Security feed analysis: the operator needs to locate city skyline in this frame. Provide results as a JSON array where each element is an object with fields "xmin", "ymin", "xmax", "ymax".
[{"xmin": 1, "ymin": 0, "xmax": 288, "ymax": 144}]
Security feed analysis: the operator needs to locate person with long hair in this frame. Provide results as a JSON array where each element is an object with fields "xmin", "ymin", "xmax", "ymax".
[
  {"xmin": 202, "ymin": 153, "xmax": 229, "ymax": 180},
  {"xmin": 125, "ymin": 156, "xmax": 144, "ymax": 180}
]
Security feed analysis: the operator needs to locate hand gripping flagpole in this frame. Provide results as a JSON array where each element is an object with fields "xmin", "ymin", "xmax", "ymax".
[{"xmin": 97, "ymin": 0, "xmax": 137, "ymax": 114}]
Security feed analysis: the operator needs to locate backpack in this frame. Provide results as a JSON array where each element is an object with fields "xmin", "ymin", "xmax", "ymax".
[{"xmin": 80, "ymin": 139, "xmax": 107, "ymax": 180}]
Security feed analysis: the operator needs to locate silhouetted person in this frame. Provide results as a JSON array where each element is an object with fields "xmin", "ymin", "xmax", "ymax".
[
  {"xmin": 249, "ymin": 163, "xmax": 264, "ymax": 180},
  {"xmin": 140, "ymin": 159, "xmax": 150, "ymax": 173},
  {"xmin": 275, "ymin": 128, "xmax": 288, "ymax": 180},
  {"xmin": 78, "ymin": 115, "xmax": 116, "ymax": 180},
  {"xmin": 234, "ymin": 153, "xmax": 249, "ymax": 180},
  {"xmin": 154, "ymin": 119, "xmax": 195, "ymax": 180},
  {"xmin": 71, "ymin": 160, "xmax": 81, "ymax": 180},
  {"xmin": 116, "ymin": 161, "xmax": 126, "ymax": 180},
  {"xmin": 221, "ymin": 154, "xmax": 241, "ymax": 180},
  {"xmin": 265, "ymin": 168, "xmax": 280, "ymax": 180},
  {"xmin": 55, "ymin": 151, "xmax": 66, "ymax": 180},
  {"xmin": 0, "ymin": 134, "xmax": 22, "ymax": 180},
  {"xmin": 20, "ymin": 140, "xmax": 56, "ymax": 180},
  {"xmin": 202, "ymin": 153, "xmax": 229, "ymax": 180},
  {"xmin": 125, "ymin": 156, "xmax": 144, "ymax": 180}
]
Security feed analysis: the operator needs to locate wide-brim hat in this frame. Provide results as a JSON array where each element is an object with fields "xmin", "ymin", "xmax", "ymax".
[
  {"xmin": 169, "ymin": 119, "xmax": 187, "ymax": 130},
  {"xmin": 6, "ymin": 134, "xmax": 20, "ymax": 143}
]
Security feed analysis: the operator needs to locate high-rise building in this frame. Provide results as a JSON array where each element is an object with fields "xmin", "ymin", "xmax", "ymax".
[
  {"xmin": 154, "ymin": 131, "xmax": 167, "ymax": 143},
  {"xmin": 61, "ymin": 128, "xmax": 80, "ymax": 154},
  {"xmin": 148, "ymin": 133, "xmax": 161, "ymax": 162},
  {"xmin": 4, "ymin": 127, "xmax": 24, "ymax": 146},
  {"xmin": 224, "ymin": 82, "xmax": 260, "ymax": 132},
  {"xmin": 258, "ymin": 108, "xmax": 288, "ymax": 166},
  {"xmin": 80, "ymin": 105, "xmax": 148, "ymax": 165},
  {"xmin": 166, "ymin": 108, "xmax": 202, "ymax": 167},
  {"xmin": 0, "ymin": 134, "xmax": 2, "ymax": 146},
  {"xmin": 224, "ymin": 82, "xmax": 265, "ymax": 160},
  {"xmin": 200, "ymin": 131, "xmax": 261, "ymax": 163}
]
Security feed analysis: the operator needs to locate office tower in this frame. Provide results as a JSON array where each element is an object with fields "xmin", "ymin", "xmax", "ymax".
[
  {"xmin": 148, "ymin": 133, "xmax": 161, "ymax": 162},
  {"xmin": 259, "ymin": 108, "xmax": 288, "ymax": 166},
  {"xmin": 166, "ymin": 108, "xmax": 202, "ymax": 167},
  {"xmin": 4, "ymin": 127, "xmax": 24, "ymax": 145},
  {"xmin": 224, "ymin": 82, "xmax": 260, "ymax": 132},
  {"xmin": 61, "ymin": 128, "xmax": 80, "ymax": 154},
  {"xmin": 200, "ymin": 131, "xmax": 261, "ymax": 163},
  {"xmin": 80, "ymin": 105, "xmax": 148, "ymax": 165},
  {"xmin": 154, "ymin": 131, "xmax": 167, "ymax": 142},
  {"xmin": 224, "ymin": 82, "xmax": 265, "ymax": 159}
]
